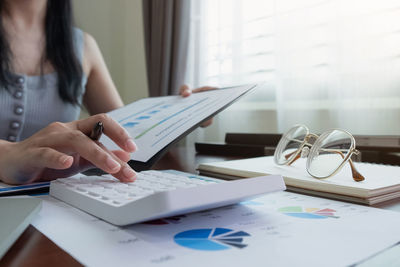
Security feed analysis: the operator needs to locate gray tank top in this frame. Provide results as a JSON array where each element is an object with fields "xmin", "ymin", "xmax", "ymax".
[{"xmin": 0, "ymin": 28, "xmax": 87, "ymax": 142}]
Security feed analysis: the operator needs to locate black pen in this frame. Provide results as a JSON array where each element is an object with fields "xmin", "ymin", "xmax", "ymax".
[{"xmin": 90, "ymin": 121, "xmax": 104, "ymax": 141}]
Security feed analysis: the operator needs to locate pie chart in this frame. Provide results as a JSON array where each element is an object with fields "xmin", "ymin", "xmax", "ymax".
[
  {"xmin": 278, "ymin": 206, "xmax": 339, "ymax": 219},
  {"xmin": 174, "ymin": 228, "xmax": 250, "ymax": 251}
]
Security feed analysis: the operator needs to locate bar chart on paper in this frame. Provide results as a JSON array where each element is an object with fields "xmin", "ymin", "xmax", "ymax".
[
  {"xmin": 119, "ymin": 99, "xmax": 208, "ymax": 141},
  {"xmin": 174, "ymin": 228, "xmax": 250, "ymax": 251},
  {"xmin": 101, "ymin": 85, "xmax": 254, "ymax": 162}
]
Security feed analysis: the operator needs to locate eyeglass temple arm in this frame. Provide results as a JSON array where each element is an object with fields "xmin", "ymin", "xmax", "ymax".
[
  {"xmin": 330, "ymin": 150, "xmax": 365, "ymax": 182},
  {"xmin": 287, "ymin": 149, "xmax": 365, "ymax": 182},
  {"xmin": 286, "ymin": 152, "xmax": 300, "ymax": 165}
]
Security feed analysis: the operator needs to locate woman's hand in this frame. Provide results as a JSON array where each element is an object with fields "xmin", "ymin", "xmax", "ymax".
[
  {"xmin": 0, "ymin": 114, "xmax": 137, "ymax": 185},
  {"xmin": 179, "ymin": 84, "xmax": 217, "ymax": 127}
]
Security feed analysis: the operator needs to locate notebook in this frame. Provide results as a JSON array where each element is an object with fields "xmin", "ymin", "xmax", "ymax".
[
  {"xmin": 0, "ymin": 181, "xmax": 50, "ymax": 196},
  {"xmin": 197, "ymin": 156, "xmax": 400, "ymax": 205}
]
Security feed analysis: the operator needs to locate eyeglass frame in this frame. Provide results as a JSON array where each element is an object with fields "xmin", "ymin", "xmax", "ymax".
[{"xmin": 274, "ymin": 125, "xmax": 365, "ymax": 182}]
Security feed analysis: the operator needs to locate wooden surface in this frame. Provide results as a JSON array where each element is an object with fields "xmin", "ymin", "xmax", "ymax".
[
  {"xmin": 0, "ymin": 225, "xmax": 80, "ymax": 267},
  {"xmin": 1, "ymin": 146, "xmax": 399, "ymax": 266}
]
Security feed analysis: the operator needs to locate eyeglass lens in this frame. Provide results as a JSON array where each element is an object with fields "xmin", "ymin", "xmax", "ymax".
[
  {"xmin": 307, "ymin": 130, "xmax": 353, "ymax": 178},
  {"xmin": 274, "ymin": 125, "xmax": 308, "ymax": 165}
]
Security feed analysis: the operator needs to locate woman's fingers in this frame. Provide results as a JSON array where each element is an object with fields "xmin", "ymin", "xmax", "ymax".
[
  {"xmin": 192, "ymin": 86, "xmax": 217, "ymax": 93},
  {"xmin": 97, "ymin": 143, "xmax": 136, "ymax": 182},
  {"xmin": 112, "ymin": 150, "xmax": 131, "ymax": 162},
  {"xmin": 33, "ymin": 147, "xmax": 73, "ymax": 170},
  {"xmin": 74, "ymin": 116, "xmax": 137, "ymax": 181},
  {"xmin": 46, "ymin": 130, "xmax": 123, "ymax": 174},
  {"xmin": 179, "ymin": 84, "xmax": 191, "ymax": 97},
  {"xmin": 74, "ymin": 114, "xmax": 137, "ymax": 153},
  {"xmin": 40, "ymin": 121, "xmax": 136, "ymax": 181},
  {"xmin": 180, "ymin": 85, "xmax": 218, "ymax": 98},
  {"xmin": 200, "ymin": 118, "xmax": 213, "ymax": 128}
]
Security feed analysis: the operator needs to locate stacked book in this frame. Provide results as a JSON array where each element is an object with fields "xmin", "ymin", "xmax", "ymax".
[{"xmin": 197, "ymin": 156, "xmax": 400, "ymax": 205}]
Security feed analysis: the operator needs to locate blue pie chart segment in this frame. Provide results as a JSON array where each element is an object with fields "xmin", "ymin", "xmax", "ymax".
[
  {"xmin": 175, "ymin": 238, "xmax": 228, "ymax": 251},
  {"xmin": 174, "ymin": 228, "xmax": 250, "ymax": 251}
]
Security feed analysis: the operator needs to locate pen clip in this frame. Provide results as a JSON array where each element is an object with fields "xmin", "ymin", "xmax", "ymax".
[{"xmin": 90, "ymin": 121, "xmax": 104, "ymax": 141}]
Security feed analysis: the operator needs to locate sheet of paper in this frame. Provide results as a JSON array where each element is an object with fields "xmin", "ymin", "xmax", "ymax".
[
  {"xmin": 32, "ymin": 192, "xmax": 400, "ymax": 267},
  {"xmin": 32, "ymin": 195, "xmax": 167, "ymax": 266},
  {"xmin": 100, "ymin": 85, "xmax": 253, "ymax": 162}
]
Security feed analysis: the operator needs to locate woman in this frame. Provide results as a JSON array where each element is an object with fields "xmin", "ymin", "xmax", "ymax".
[{"xmin": 0, "ymin": 0, "xmax": 211, "ymax": 185}]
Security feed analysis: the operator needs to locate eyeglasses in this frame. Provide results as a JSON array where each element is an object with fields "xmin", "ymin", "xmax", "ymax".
[{"xmin": 273, "ymin": 125, "xmax": 365, "ymax": 182}]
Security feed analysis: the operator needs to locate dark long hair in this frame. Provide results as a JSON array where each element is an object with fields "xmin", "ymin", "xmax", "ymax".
[{"xmin": 0, "ymin": 0, "xmax": 83, "ymax": 105}]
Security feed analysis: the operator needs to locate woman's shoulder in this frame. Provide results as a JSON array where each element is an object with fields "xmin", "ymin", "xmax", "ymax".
[
  {"xmin": 76, "ymin": 28, "xmax": 101, "ymax": 76},
  {"xmin": 73, "ymin": 27, "xmax": 97, "ymax": 55}
]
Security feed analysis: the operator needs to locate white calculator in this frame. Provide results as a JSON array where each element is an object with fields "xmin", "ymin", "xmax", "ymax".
[{"xmin": 50, "ymin": 170, "xmax": 285, "ymax": 226}]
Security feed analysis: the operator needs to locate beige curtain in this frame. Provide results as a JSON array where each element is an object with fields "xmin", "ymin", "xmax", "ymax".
[{"xmin": 142, "ymin": 0, "xmax": 191, "ymax": 96}]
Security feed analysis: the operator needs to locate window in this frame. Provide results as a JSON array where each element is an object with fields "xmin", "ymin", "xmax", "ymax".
[{"xmin": 187, "ymin": 0, "xmax": 400, "ymax": 135}]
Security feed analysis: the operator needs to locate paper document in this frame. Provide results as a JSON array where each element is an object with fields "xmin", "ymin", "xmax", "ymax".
[
  {"xmin": 101, "ymin": 85, "xmax": 254, "ymax": 162},
  {"xmin": 0, "ymin": 181, "xmax": 49, "ymax": 196},
  {"xmin": 33, "ymin": 191, "xmax": 400, "ymax": 267}
]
